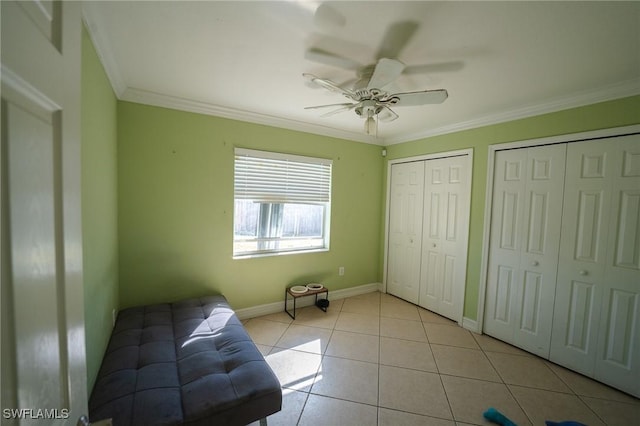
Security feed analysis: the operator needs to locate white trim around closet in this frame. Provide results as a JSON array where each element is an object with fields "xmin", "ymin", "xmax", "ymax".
[{"xmin": 476, "ymin": 124, "xmax": 640, "ymax": 334}]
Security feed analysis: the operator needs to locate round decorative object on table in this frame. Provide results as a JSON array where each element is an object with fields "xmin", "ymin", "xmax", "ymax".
[
  {"xmin": 290, "ymin": 285, "xmax": 308, "ymax": 294},
  {"xmin": 306, "ymin": 283, "xmax": 323, "ymax": 290}
]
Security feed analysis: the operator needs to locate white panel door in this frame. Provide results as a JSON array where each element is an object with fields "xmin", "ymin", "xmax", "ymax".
[
  {"xmin": 550, "ymin": 139, "xmax": 614, "ymax": 375},
  {"xmin": 485, "ymin": 145, "xmax": 566, "ymax": 357},
  {"xmin": 594, "ymin": 134, "xmax": 640, "ymax": 397},
  {"xmin": 387, "ymin": 161, "xmax": 424, "ymax": 304},
  {"xmin": 1, "ymin": 1, "xmax": 88, "ymax": 424},
  {"xmin": 419, "ymin": 155, "xmax": 471, "ymax": 322}
]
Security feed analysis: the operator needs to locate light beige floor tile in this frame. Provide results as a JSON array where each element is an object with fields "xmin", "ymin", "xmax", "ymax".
[
  {"xmin": 378, "ymin": 408, "xmax": 455, "ymax": 426},
  {"xmin": 274, "ymin": 324, "xmax": 332, "ymax": 354},
  {"xmin": 424, "ymin": 323, "xmax": 480, "ymax": 349},
  {"xmin": 351, "ymin": 291, "xmax": 381, "ymax": 303},
  {"xmin": 379, "ymin": 365, "xmax": 453, "ymax": 419},
  {"xmin": 254, "ymin": 344, "xmax": 272, "ymax": 356},
  {"xmin": 298, "ymin": 394, "xmax": 377, "ymax": 426},
  {"xmin": 334, "ymin": 311, "xmax": 380, "ymax": 335},
  {"xmin": 325, "ymin": 297, "xmax": 344, "ymax": 311},
  {"xmin": 580, "ymin": 396, "xmax": 640, "ymax": 426},
  {"xmin": 509, "ymin": 385, "xmax": 605, "ymax": 426},
  {"xmin": 546, "ymin": 361, "xmax": 640, "ymax": 404},
  {"xmin": 380, "ymin": 293, "xmax": 404, "ymax": 304},
  {"xmin": 432, "ymin": 344, "xmax": 501, "ymax": 382},
  {"xmin": 244, "ymin": 318, "xmax": 290, "ymax": 346},
  {"xmin": 325, "ymin": 330, "xmax": 379, "ymax": 363},
  {"xmin": 341, "ymin": 297, "xmax": 380, "ymax": 316},
  {"xmin": 419, "ymin": 309, "xmax": 457, "ymax": 325},
  {"xmin": 380, "ymin": 317, "xmax": 428, "ymax": 342},
  {"xmin": 380, "ymin": 336, "xmax": 437, "ymax": 372},
  {"xmin": 486, "ymin": 352, "xmax": 571, "ymax": 392},
  {"xmin": 310, "ymin": 356, "xmax": 378, "ymax": 405},
  {"xmin": 441, "ymin": 375, "xmax": 531, "ymax": 426},
  {"xmin": 251, "ymin": 389, "xmax": 308, "ymax": 426},
  {"xmin": 291, "ymin": 306, "xmax": 339, "ymax": 329},
  {"xmin": 381, "ymin": 300, "xmax": 422, "ymax": 321},
  {"xmin": 265, "ymin": 347, "xmax": 321, "ymax": 392},
  {"xmin": 257, "ymin": 311, "xmax": 294, "ymax": 324},
  {"xmin": 473, "ymin": 333, "xmax": 533, "ymax": 357}
]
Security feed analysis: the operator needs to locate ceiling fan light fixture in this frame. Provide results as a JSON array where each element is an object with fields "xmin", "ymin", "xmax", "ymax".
[{"xmin": 364, "ymin": 115, "xmax": 376, "ymax": 135}]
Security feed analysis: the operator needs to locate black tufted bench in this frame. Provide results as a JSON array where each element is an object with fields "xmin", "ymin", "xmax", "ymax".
[{"xmin": 89, "ymin": 295, "xmax": 282, "ymax": 425}]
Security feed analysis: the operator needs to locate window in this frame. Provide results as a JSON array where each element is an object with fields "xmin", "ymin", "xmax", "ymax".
[{"xmin": 233, "ymin": 148, "xmax": 332, "ymax": 257}]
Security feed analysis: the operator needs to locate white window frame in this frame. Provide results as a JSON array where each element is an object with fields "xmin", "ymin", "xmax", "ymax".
[{"xmin": 233, "ymin": 148, "xmax": 332, "ymax": 258}]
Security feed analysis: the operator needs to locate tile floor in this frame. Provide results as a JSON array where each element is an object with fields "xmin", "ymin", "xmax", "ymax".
[{"xmin": 244, "ymin": 292, "xmax": 639, "ymax": 426}]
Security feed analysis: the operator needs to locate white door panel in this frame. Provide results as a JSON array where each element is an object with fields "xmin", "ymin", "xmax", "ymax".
[
  {"xmin": 419, "ymin": 155, "xmax": 471, "ymax": 322},
  {"xmin": 486, "ymin": 145, "xmax": 566, "ymax": 358},
  {"xmin": 551, "ymin": 140, "xmax": 612, "ymax": 375},
  {"xmin": 387, "ymin": 162, "xmax": 424, "ymax": 304},
  {"xmin": 1, "ymin": 1, "xmax": 88, "ymax": 424},
  {"xmin": 594, "ymin": 134, "xmax": 640, "ymax": 397}
]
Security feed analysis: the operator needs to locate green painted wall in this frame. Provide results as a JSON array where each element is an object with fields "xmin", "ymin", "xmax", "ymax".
[
  {"xmin": 382, "ymin": 95, "xmax": 640, "ymax": 321},
  {"xmin": 81, "ymin": 26, "xmax": 119, "ymax": 393},
  {"xmin": 117, "ymin": 102, "xmax": 384, "ymax": 310}
]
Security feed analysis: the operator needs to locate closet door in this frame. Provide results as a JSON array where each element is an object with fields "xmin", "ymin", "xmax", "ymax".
[
  {"xmin": 595, "ymin": 134, "xmax": 640, "ymax": 397},
  {"xmin": 485, "ymin": 145, "xmax": 566, "ymax": 357},
  {"xmin": 550, "ymin": 139, "xmax": 614, "ymax": 374},
  {"xmin": 387, "ymin": 161, "xmax": 424, "ymax": 304},
  {"xmin": 551, "ymin": 134, "xmax": 640, "ymax": 397},
  {"xmin": 419, "ymin": 155, "xmax": 471, "ymax": 321}
]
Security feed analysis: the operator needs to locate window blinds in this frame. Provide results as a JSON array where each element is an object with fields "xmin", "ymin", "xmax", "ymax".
[{"xmin": 234, "ymin": 148, "xmax": 332, "ymax": 203}]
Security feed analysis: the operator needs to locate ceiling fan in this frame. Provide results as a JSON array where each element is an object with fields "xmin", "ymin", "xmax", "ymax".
[{"xmin": 303, "ymin": 21, "xmax": 458, "ymax": 135}]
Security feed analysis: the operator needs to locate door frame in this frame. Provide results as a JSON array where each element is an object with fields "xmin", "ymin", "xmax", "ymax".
[
  {"xmin": 383, "ymin": 148, "xmax": 473, "ymax": 325},
  {"xmin": 477, "ymin": 124, "xmax": 640, "ymax": 334}
]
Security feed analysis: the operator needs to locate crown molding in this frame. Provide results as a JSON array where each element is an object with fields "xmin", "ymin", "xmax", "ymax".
[
  {"xmin": 120, "ymin": 87, "xmax": 381, "ymax": 144},
  {"xmin": 82, "ymin": 9, "xmax": 637, "ymax": 147},
  {"xmin": 82, "ymin": 5, "xmax": 127, "ymax": 98},
  {"xmin": 384, "ymin": 78, "xmax": 640, "ymax": 145}
]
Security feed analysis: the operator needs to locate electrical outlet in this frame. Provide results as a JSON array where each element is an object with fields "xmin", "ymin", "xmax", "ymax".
[{"xmin": 339, "ymin": 266, "xmax": 345, "ymax": 276}]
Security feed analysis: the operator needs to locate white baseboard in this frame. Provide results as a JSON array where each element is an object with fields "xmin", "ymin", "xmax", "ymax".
[
  {"xmin": 235, "ymin": 282, "xmax": 381, "ymax": 320},
  {"xmin": 462, "ymin": 317, "xmax": 480, "ymax": 333}
]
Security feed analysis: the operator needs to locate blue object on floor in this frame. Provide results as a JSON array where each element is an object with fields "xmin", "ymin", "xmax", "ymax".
[
  {"xmin": 483, "ymin": 407, "xmax": 517, "ymax": 426},
  {"xmin": 545, "ymin": 422, "xmax": 588, "ymax": 426}
]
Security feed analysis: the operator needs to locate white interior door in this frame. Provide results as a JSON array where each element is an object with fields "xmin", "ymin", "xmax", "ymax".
[
  {"xmin": 1, "ymin": 1, "xmax": 88, "ymax": 424},
  {"xmin": 550, "ymin": 139, "xmax": 614, "ymax": 375},
  {"xmin": 419, "ymin": 155, "xmax": 471, "ymax": 322},
  {"xmin": 550, "ymin": 134, "xmax": 640, "ymax": 397},
  {"xmin": 594, "ymin": 134, "xmax": 640, "ymax": 397},
  {"xmin": 485, "ymin": 145, "xmax": 566, "ymax": 357},
  {"xmin": 387, "ymin": 161, "xmax": 424, "ymax": 304}
]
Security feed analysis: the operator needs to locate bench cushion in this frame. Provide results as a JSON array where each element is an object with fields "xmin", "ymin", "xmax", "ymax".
[{"xmin": 89, "ymin": 295, "xmax": 282, "ymax": 425}]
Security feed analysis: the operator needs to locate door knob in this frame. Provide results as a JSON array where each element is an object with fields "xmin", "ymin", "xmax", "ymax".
[
  {"xmin": 531, "ymin": 261, "xmax": 539, "ymax": 266},
  {"xmin": 579, "ymin": 270, "xmax": 588, "ymax": 276},
  {"xmin": 432, "ymin": 243, "xmax": 437, "ymax": 248}
]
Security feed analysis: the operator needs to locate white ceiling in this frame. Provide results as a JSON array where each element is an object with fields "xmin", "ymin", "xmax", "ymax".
[{"xmin": 82, "ymin": 1, "xmax": 640, "ymax": 145}]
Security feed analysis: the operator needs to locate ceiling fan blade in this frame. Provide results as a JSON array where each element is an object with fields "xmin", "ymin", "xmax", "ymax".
[
  {"xmin": 304, "ymin": 102, "xmax": 355, "ymax": 110},
  {"xmin": 404, "ymin": 61, "xmax": 465, "ymax": 74},
  {"xmin": 320, "ymin": 103, "xmax": 358, "ymax": 117},
  {"xmin": 303, "ymin": 73, "xmax": 357, "ymax": 99},
  {"xmin": 305, "ymin": 47, "xmax": 362, "ymax": 71},
  {"xmin": 375, "ymin": 20, "xmax": 420, "ymax": 60},
  {"xmin": 377, "ymin": 106, "xmax": 399, "ymax": 122},
  {"xmin": 390, "ymin": 89, "xmax": 448, "ymax": 106},
  {"xmin": 313, "ymin": 3, "xmax": 346, "ymax": 29},
  {"xmin": 367, "ymin": 58, "xmax": 405, "ymax": 89}
]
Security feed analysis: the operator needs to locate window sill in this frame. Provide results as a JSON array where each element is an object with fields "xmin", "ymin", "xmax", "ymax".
[{"xmin": 233, "ymin": 247, "xmax": 329, "ymax": 260}]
